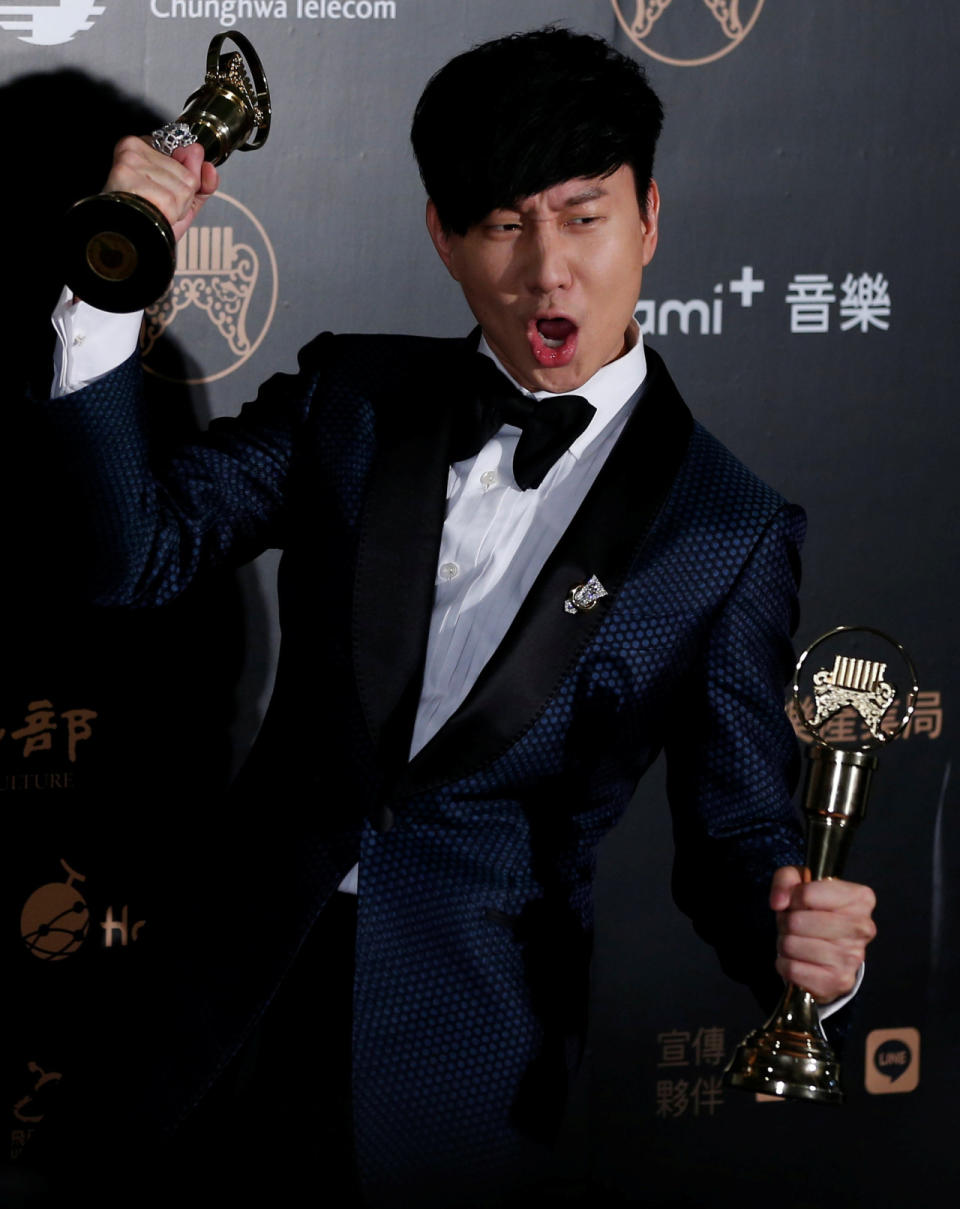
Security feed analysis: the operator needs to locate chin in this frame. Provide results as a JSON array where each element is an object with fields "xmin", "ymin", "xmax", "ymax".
[{"xmin": 538, "ymin": 370, "xmax": 589, "ymax": 395}]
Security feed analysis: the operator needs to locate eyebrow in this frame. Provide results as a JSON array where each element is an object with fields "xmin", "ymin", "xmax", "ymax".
[
  {"xmin": 562, "ymin": 186, "xmax": 607, "ymax": 206},
  {"xmin": 495, "ymin": 184, "xmax": 609, "ymax": 217}
]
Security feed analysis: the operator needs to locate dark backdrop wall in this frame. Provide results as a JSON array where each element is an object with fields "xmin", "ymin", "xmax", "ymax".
[{"xmin": 2, "ymin": 3, "xmax": 956, "ymax": 1205}]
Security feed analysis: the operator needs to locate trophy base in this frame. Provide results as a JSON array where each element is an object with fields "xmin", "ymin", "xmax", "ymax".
[
  {"xmin": 62, "ymin": 191, "xmax": 176, "ymax": 313},
  {"xmin": 724, "ymin": 1024, "xmax": 843, "ymax": 1104}
]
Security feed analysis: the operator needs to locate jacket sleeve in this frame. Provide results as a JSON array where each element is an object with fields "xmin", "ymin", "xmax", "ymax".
[
  {"xmin": 36, "ymin": 335, "xmax": 334, "ymax": 606},
  {"xmin": 664, "ymin": 502, "xmax": 807, "ymax": 1009}
]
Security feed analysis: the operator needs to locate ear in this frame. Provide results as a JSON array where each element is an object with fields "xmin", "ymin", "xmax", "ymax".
[
  {"xmin": 425, "ymin": 199, "xmax": 460, "ymax": 280},
  {"xmin": 640, "ymin": 180, "xmax": 660, "ymax": 266}
]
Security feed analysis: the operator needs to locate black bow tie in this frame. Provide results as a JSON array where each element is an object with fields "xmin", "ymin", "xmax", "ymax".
[{"xmin": 451, "ymin": 356, "xmax": 596, "ymax": 490}]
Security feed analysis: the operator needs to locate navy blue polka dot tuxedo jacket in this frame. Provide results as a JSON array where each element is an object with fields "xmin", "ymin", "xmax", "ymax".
[{"xmin": 42, "ymin": 332, "xmax": 805, "ymax": 1204}]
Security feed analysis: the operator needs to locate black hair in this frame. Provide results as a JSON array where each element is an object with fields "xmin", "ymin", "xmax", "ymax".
[{"xmin": 411, "ymin": 26, "xmax": 664, "ymax": 235}]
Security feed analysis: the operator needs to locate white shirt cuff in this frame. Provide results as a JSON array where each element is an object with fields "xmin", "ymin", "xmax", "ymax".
[
  {"xmin": 819, "ymin": 962, "xmax": 864, "ymax": 1020},
  {"xmin": 50, "ymin": 285, "xmax": 142, "ymax": 398}
]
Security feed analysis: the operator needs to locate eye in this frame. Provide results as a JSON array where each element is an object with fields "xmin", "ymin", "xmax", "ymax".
[{"xmin": 482, "ymin": 219, "xmax": 522, "ymax": 239}]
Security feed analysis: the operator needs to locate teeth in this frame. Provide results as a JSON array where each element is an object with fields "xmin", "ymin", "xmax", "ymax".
[{"xmin": 541, "ymin": 336, "xmax": 564, "ymax": 349}]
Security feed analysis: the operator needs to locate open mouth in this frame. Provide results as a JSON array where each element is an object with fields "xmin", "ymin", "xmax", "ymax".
[{"xmin": 527, "ymin": 316, "xmax": 579, "ymax": 366}]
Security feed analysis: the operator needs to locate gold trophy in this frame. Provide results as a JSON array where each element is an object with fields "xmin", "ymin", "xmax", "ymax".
[
  {"xmin": 724, "ymin": 626, "xmax": 918, "ymax": 1103},
  {"xmin": 63, "ymin": 32, "xmax": 271, "ymax": 313}
]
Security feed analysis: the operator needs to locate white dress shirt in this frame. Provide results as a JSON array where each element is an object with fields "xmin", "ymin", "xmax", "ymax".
[{"xmin": 410, "ymin": 330, "xmax": 646, "ymax": 755}]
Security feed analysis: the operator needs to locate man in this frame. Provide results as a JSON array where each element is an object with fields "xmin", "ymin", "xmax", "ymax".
[{"xmin": 44, "ymin": 27, "xmax": 874, "ymax": 1208}]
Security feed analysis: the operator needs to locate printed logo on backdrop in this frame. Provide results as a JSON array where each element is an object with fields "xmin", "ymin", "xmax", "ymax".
[
  {"xmin": 11, "ymin": 1060, "xmax": 63, "ymax": 1162},
  {"xmin": 20, "ymin": 858, "xmax": 146, "ymax": 961},
  {"xmin": 0, "ymin": 0, "xmax": 104, "ymax": 45},
  {"xmin": 865, "ymin": 1028, "xmax": 920, "ymax": 1095},
  {"xmin": 656, "ymin": 1022, "xmax": 728, "ymax": 1118},
  {"xmin": 611, "ymin": 0, "xmax": 764, "ymax": 67},
  {"xmin": 636, "ymin": 265, "xmax": 893, "ymax": 337},
  {"xmin": 141, "ymin": 190, "xmax": 278, "ymax": 385},
  {"xmin": 0, "ymin": 695, "xmax": 97, "ymax": 792},
  {"xmin": 149, "ymin": 0, "xmax": 397, "ymax": 25}
]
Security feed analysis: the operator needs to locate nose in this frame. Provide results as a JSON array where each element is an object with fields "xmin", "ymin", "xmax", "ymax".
[{"xmin": 524, "ymin": 225, "xmax": 572, "ymax": 295}]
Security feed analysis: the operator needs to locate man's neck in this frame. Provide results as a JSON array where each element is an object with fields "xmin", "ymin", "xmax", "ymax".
[{"xmin": 478, "ymin": 321, "xmax": 642, "ymax": 401}]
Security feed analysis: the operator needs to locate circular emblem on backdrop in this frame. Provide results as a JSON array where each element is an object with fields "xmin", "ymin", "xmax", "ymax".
[
  {"xmin": 142, "ymin": 191, "xmax": 278, "ymax": 385},
  {"xmin": 21, "ymin": 879, "xmax": 89, "ymax": 961},
  {"xmin": 0, "ymin": 1, "xmax": 105, "ymax": 46},
  {"xmin": 611, "ymin": 0, "xmax": 765, "ymax": 67}
]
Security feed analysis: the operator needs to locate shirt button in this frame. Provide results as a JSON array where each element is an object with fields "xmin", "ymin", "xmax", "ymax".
[
  {"xmin": 479, "ymin": 469, "xmax": 498, "ymax": 491},
  {"xmin": 438, "ymin": 562, "xmax": 460, "ymax": 581}
]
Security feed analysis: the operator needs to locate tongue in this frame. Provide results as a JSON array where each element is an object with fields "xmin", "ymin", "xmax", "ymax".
[{"xmin": 538, "ymin": 318, "xmax": 575, "ymax": 342}]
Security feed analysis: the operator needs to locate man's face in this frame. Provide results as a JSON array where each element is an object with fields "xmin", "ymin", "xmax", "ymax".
[{"xmin": 427, "ymin": 165, "xmax": 659, "ymax": 394}]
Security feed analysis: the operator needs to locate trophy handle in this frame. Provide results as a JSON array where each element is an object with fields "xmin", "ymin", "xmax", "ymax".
[
  {"xmin": 178, "ymin": 32, "xmax": 272, "ymax": 166},
  {"xmin": 206, "ymin": 32, "xmax": 271, "ymax": 151}
]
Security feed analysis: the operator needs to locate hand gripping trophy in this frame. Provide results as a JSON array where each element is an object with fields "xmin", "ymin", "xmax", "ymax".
[
  {"xmin": 62, "ymin": 32, "xmax": 270, "ymax": 313},
  {"xmin": 725, "ymin": 626, "xmax": 918, "ymax": 1103}
]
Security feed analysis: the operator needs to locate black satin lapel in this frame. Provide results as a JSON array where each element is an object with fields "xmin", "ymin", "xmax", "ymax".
[
  {"xmin": 398, "ymin": 349, "xmax": 693, "ymax": 796},
  {"xmin": 352, "ymin": 345, "xmax": 468, "ymax": 784}
]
